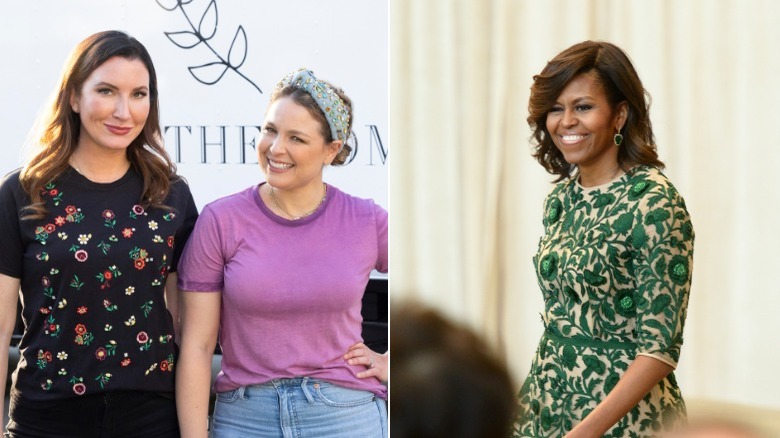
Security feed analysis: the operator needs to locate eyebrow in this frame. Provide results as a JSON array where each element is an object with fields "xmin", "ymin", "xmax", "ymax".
[{"xmin": 92, "ymin": 81, "xmax": 149, "ymax": 91}]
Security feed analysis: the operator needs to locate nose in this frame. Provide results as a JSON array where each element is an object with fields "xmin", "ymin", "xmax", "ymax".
[
  {"xmin": 268, "ymin": 135, "xmax": 284, "ymax": 154},
  {"xmin": 113, "ymin": 96, "xmax": 130, "ymax": 120},
  {"xmin": 561, "ymin": 108, "xmax": 577, "ymax": 128}
]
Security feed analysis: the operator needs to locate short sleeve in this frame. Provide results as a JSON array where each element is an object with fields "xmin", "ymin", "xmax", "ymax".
[
  {"xmin": 168, "ymin": 179, "xmax": 199, "ymax": 272},
  {"xmin": 631, "ymin": 179, "xmax": 694, "ymax": 368},
  {"xmin": 0, "ymin": 170, "xmax": 25, "ymax": 279},
  {"xmin": 177, "ymin": 204, "xmax": 226, "ymax": 292},
  {"xmin": 375, "ymin": 204, "xmax": 388, "ymax": 273}
]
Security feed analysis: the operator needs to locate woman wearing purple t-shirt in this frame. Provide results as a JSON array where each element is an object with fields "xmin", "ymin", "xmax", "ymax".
[{"xmin": 175, "ymin": 69, "xmax": 388, "ymax": 438}]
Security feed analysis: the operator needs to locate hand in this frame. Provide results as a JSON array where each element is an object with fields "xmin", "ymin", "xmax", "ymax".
[{"xmin": 344, "ymin": 342, "xmax": 388, "ymax": 383}]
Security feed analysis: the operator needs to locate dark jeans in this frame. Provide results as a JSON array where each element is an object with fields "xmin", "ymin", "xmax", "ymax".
[{"xmin": 5, "ymin": 391, "xmax": 179, "ymax": 438}]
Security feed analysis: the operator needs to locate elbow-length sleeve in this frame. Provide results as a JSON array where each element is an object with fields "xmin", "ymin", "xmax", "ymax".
[{"xmin": 630, "ymin": 178, "xmax": 694, "ymax": 368}]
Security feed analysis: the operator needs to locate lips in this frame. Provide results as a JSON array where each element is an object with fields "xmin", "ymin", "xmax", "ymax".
[
  {"xmin": 560, "ymin": 134, "xmax": 588, "ymax": 145},
  {"xmin": 106, "ymin": 124, "xmax": 132, "ymax": 135},
  {"xmin": 268, "ymin": 158, "xmax": 294, "ymax": 171}
]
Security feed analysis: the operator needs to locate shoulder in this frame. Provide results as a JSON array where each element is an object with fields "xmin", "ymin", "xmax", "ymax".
[
  {"xmin": 328, "ymin": 185, "xmax": 386, "ymax": 216},
  {"xmin": 625, "ymin": 166, "xmax": 687, "ymax": 207},
  {"xmin": 0, "ymin": 168, "xmax": 24, "ymax": 198},
  {"xmin": 199, "ymin": 185, "xmax": 257, "ymax": 218}
]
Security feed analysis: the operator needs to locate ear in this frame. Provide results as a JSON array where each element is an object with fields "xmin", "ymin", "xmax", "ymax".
[
  {"xmin": 70, "ymin": 92, "xmax": 80, "ymax": 113},
  {"xmin": 324, "ymin": 140, "xmax": 342, "ymax": 165},
  {"xmin": 615, "ymin": 101, "xmax": 628, "ymax": 131}
]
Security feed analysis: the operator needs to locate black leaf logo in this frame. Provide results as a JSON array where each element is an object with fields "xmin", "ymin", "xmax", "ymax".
[{"xmin": 157, "ymin": 0, "xmax": 262, "ymax": 94}]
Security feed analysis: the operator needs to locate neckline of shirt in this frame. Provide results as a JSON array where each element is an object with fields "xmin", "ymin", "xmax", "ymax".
[
  {"xmin": 253, "ymin": 182, "xmax": 333, "ymax": 226},
  {"xmin": 65, "ymin": 164, "xmax": 136, "ymax": 190}
]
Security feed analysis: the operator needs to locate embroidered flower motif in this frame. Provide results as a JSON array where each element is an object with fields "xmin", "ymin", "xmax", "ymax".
[
  {"xmin": 58, "ymin": 369, "xmax": 67, "ymax": 376},
  {"xmin": 76, "ymin": 306, "xmax": 87, "ymax": 315},
  {"xmin": 39, "ymin": 307, "xmax": 51, "ymax": 315},
  {"xmin": 41, "ymin": 380, "xmax": 53, "ymax": 391},
  {"xmin": 668, "ymin": 255, "xmax": 689, "ymax": 285},
  {"xmin": 681, "ymin": 221, "xmax": 694, "ymax": 241},
  {"xmin": 44, "ymin": 223, "xmax": 56, "ymax": 234},
  {"xmin": 122, "ymin": 227, "xmax": 135, "ymax": 238},
  {"xmin": 134, "ymin": 259, "xmax": 146, "ymax": 270},
  {"xmin": 57, "ymin": 232, "xmax": 68, "ymax": 240},
  {"xmin": 628, "ymin": 179, "xmax": 652, "ymax": 200},
  {"xmin": 72, "ymin": 382, "xmax": 86, "ymax": 395},
  {"xmin": 545, "ymin": 198, "xmax": 562, "ymax": 225},
  {"xmin": 614, "ymin": 290, "xmax": 636, "ymax": 317},
  {"xmin": 167, "ymin": 236, "xmax": 174, "ymax": 248},
  {"xmin": 131, "ymin": 204, "xmax": 145, "ymax": 218},
  {"xmin": 105, "ymin": 324, "xmax": 113, "ymax": 331},
  {"xmin": 125, "ymin": 286, "xmax": 136, "ymax": 296},
  {"xmin": 55, "ymin": 216, "xmax": 66, "ymax": 226},
  {"xmin": 136, "ymin": 331, "xmax": 149, "ymax": 343},
  {"xmin": 103, "ymin": 209, "xmax": 116, "ymax": 228},
  {"xmin": 103, "ymin": 299, "xmax": 118, "ymax": 311},
  {"xmin": 75, "ymin": 324, "xmax": 87, "ymax": 336},
  {"xmin": 160, "ymin": 360, "xmax": 169, "ymax": 371},
  {"xmin": 57, "ymin": 352, "xmax": 68, "ymax": 360},
  {"xmin": 162, "ymin": 212, "xmax": 176, "ymax": 221},
  {"xmin": 124, "ymin": 315, "xmax": 136, "ymax": 326},
  {"xmin": 121, "ymin": 356, "xmax": 132, "ymax": 367},
  {"xmin": 77, "ymin": 234, "xmax": 92, "ymax": 245},
  {"xmin": 539, "ymin": 253, "xmax": 559, "ymax": 281},
  {"xmin": 95, "ymin": 348, "xmax": 107, "ymax": 361},
  {"xmin": 148, "ymin": 220, "xmax": 158, "ymax": 230},
  {"xmin": 152, "ymin": 235, "xmax": 164, "ymax": 243},
  {"xmin": 65, "ymin": 205, "xmax": 77, "ymax": 215},
  {"xmin": 594, "ymin": 193, "xmax": 616, "ymax": 209}
]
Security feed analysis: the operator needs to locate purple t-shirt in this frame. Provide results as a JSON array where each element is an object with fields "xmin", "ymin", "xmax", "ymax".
[{"xmin": 178, "ymin": 183, "xmax": 388, "ymax": 398}]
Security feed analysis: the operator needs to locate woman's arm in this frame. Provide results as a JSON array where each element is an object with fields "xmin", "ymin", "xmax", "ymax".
[
  {"xmin": 176, "ymin": 290, "xmax": 221, "ymax": 438},
  {"xmin": 0, "ymin": 274, "xmax": 21, "ymax": 423},
  {"xmin": 565, "ymin": 355, "xmax": 673, "ymax": 438}
]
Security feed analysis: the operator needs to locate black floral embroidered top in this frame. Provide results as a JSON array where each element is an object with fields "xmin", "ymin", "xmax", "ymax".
[{"xmin": 0, "ymin": 166, "xmax": 197, "ymax": 401}]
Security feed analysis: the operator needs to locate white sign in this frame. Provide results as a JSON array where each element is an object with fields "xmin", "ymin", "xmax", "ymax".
[{"xmin": 0, "ymin": 0, "xmax": 388, "ymax": 209}]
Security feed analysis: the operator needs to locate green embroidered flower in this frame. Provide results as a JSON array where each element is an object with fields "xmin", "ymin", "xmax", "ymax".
[
  {"xmin": 604, "ymin": 372, "xmax": 621, "ymax": 394},
  {"xmin": 628, "ymin": 179, "xmax": 652, "ymax": 200},
  {"xmin": 644, "ymin": 209, "xmax": 671, "ymax": 228},
  {"xmin": 545, "ymin": 198, "xmax": 562, "ymax": 225},
  {"xmin": 594, "ymin": 193, "xmax": 616, "ymax": 209},
  {"xmin": 614, "ymin": 290, "xmax": 636, "ymax": 317},
  {"xmin": 668, "ymin": 255, "xmax": 689, "ymax": 285},
  {"xmin": 538, "ymin": 253, "xmax": 559, "ymax": 281}
]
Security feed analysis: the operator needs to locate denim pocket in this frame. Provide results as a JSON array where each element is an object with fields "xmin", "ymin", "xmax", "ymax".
[
  {"xmin": 313, "ymin": 382, "xmax": 376, "ymax": 408},
  {"xmin": 215, "ymin": 388, "xmax": 240, "ymax": 404}
]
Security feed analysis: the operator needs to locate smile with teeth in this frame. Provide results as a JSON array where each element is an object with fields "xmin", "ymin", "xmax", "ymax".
[
  {"xmin": 268, "ymin": 158, "xmax": 294, "ymax": 170},
  {"xmin": 560, "ymin": 134, "xmax": 587, "ymax": 144}
]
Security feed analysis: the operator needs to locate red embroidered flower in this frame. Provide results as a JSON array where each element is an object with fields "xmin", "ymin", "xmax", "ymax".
[
  {"xmin": 44, "ymin": 351, "xmax": 52, "ymax": 362},
  {"xmin": 134, "ymin": 259, "xmax": 145, "ymax": 270},
  {"xmin": 77, "ymin": 306, "xmax": 88, "ymax": 314},
  {"xmin": 65, "ymin": 205, "xmax": 77, "ymax": 215},
  {"xmin": 55, "ymin": 216, "xmax": 66, "ymax": 226},
  {"xmin": 103, "ymin": 299, "xmax": 111, "ymax": 307},
  {"xmin": 48, "ymin": 324, "xmax": 57, "ymax": 332},
  {"xmin": 121, "ymin": 357, "xmax": 131, "ymax": 367},
  {"xmin": 75, "ymin": 324, "xmax": 87, "ymax": 335},
  {"xmin": 122, "ymin": 228, "xmax": 134, "ymax": 238},
  {"xmin": 167, "ymin": 236, "xmax": 174, "ymax": 248},
  {"xmin": 44, "ymin": 224, "xmax": 56, "ymax": 233},
  {"xmin": 132, "ymin": 205, "xmax": 145, "ymax": 215},
  {"xmin": 160, "ymin": 360, "xmax": 169, "ymax": 371},
  {"xmin": 102, "ymin": 210, "xmax": 115, "ymax": 220},
  {"xmin": 136, "ymin": 331, "xmax": 149, "ymax": 343},
  {"xmin": 103, "ymin": 271, "xmax": 112, "ymax": 280},
  {"xmin": 74, "ymin": 250, "xmax": 88, "ymax": 262},
  {"xmin": 49, "ymin": 189, "xmax": 58, "ymax": 196},
  {"xmin": 40, "ymin": 307, "xmax": 50, "ymax": 315},
  {"xmin": 73, "ymin": 383, "xmax": 86, "ymax": 395},
  {"xmin": 95, "ymin": 348, "xmax": 107, "ymax": 361},
  {"xmin": 41, "ymin": 276, "xmax": 50, "ymax": 287}
]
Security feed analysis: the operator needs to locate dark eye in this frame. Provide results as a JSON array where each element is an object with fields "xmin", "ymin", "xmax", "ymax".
[
  {"xmin": 548, "ymin": 106, "xmax": 563, "ymax": 113},
  {"xmin": 97, "ymin": 88, "xmax": 112, "ymax": 95},
  {"xmin": 262, "ymin": 126, "xmax": 277, "ymax": 134},
  {"xmin": 575, "ymin": 104, "xmax": 592, "ymax": 111},
  {"xmin": 133, "ymin": 91, "xmax": 148, "ymax": 98},
  {"xmin": 291, "ymin": 136, "xmax": 304, "ymax": 143}
]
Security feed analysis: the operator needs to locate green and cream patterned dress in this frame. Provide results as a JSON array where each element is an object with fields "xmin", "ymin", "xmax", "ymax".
[{"xmin": 514, "ymin": 166, "xmax": 694, "ymax": 438}]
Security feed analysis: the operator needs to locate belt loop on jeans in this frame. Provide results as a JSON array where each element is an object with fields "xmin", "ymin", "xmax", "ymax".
[
  {"xmin": 300, "ymin": 377, "xmax": 315, "ymax": 404},
  {"xmin": 237, "ymin": 386, "xmax": 246, "ymax": 400}
]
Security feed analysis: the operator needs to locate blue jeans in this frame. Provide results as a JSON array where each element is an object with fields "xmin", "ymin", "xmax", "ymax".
[{"xmin": 210, "ymin": 377, "xmax": 387, "ymax": 438}]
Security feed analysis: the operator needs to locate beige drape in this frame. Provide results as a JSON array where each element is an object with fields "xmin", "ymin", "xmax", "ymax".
[{"xmin": 390, "ymin": 0, "xmax": 780, "ymax": 410}]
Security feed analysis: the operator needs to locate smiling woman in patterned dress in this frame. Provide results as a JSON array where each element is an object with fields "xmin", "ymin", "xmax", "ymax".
[
  {"xmin": 0, "ymin": 31, "xmax": 197, "ymax": 437},
  {"xmin": 513, "ymin": 41, "xmax": 694, "ymax": 438}
]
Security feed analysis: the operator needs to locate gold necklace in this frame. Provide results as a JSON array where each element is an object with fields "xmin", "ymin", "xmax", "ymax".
[{"xmin": 269, "ymin": 183, "xmax": 327, "ymax": 220}]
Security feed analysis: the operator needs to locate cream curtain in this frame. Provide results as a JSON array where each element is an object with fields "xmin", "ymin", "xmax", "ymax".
[{"xmin": 390, "ymin": 0, "xmax": 780, "ymax": 410}]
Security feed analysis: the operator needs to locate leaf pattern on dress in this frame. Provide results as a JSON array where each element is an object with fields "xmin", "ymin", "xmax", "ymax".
[{"xmin": 514, "ymin": 166, "xmax": 694, "ymax": 437}]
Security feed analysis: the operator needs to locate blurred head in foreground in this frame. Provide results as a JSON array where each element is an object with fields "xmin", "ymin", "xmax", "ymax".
[{"xmin": 390, "ymin": 301, "xmax": 517, "ymax": 438}]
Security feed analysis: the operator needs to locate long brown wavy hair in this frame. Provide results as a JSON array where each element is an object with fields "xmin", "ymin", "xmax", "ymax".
[
  {"xmin": 20, "ymin": 30, "xmax": 176, "ymax": 219},
  {"xmin": 529, "ymin": 40, "xmax": 664, "ymax": 181},
  {"xmin": 270, "ymin": 81, "xmax": 356, "ymax": 166}
]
